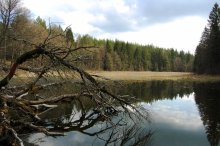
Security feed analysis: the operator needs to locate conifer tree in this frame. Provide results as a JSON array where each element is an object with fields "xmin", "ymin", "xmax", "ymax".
[{"xmin": 194, "ymin": 3, "xmax": 220, "ymax": 74}]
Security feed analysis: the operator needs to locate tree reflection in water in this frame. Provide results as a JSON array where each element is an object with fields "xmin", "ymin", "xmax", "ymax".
[
  {"xmin": 19, "ymin": 81, "xmax": 220, "ymax": 146},
  {"xmin": 194, "ymin": 82, "xmax": 220, "ymax": 146},
  {"xmin": 20, "ymin": 96, "xmax": 152, "ymax": 146}
]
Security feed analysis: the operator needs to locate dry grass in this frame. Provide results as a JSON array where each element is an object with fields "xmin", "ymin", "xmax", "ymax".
[
  {"xmin": 1, "ymin": 70, "xmax": 220, "ymax": 82},
  {"xmin": 89, "ymin": 71, "xmax": 220, "ymax": 82}
]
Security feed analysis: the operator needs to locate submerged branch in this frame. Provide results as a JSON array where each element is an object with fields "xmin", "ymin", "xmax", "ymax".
[{"xmin": 25, "ymin": 93, "xmax": 91, "ymax": 105}]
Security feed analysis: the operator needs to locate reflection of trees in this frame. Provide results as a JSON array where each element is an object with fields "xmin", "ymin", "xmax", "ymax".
[
  {"xmin": 23, "ymin": 98, "xmax": 152, "ymax": 146},
  {"xmin": 194, "ymin": 82, "xmax": 220, "ymax": 146},
  {"xmin": 112, "ymin": 81, "xmax": 193, "ymax": 103},
  {"xmin": 0, "ymin": 79, "xmax": 152, "ymax": 146}
]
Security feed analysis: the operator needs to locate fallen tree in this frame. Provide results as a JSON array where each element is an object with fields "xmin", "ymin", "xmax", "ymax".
[{"xmin": 0, "ymin": 28, "xmax": 151, "ymax": 146}]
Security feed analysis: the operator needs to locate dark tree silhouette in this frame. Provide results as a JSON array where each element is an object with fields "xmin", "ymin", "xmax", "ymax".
[
  {"xmin": 194, "ymin": 3, "xmax": 220, "ymax": 74},
  {"xmin": 194, "ymin": 83, "xmax": 220, "ymax": 146}
]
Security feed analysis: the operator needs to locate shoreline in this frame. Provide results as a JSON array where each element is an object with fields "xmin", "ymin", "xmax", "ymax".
[
  {"xmin": 1, "ymin": 70, "xmax": 220, "ymax": 82},
  {"xmin": 89, "ymin": 71, "xmax": 220, "ymax": 82}
]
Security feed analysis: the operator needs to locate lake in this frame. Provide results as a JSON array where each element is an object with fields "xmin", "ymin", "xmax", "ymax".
[{"xmin": 21, "ymin": 81, "xmax": 220, "ymax": 146}]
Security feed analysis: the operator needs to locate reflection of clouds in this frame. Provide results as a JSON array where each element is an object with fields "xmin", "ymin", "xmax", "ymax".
[
  {"xmin": 28, "ymin": 132, "xmax": 93, "ymax": 146},
  {"xmin": 142, "ymin": 93, "xmax": 203, "ymax": 131},
  {"xmin": 181, "ymin": 93, "xmax": 195, "ymax": 101},
  {"xmin": 28, "ymin": 133, "xmax": 53, "ymax": 146},
  {"xmin": 141, "ymin": 93, "xmax": 209, "ymax": 146}
]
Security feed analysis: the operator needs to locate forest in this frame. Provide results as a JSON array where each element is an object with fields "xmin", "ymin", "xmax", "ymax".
[
  {"xmin": 0, "ymin": 0, "xmax": 220, "ymax": 145},
  {"xmin": 0, "ymin": 0, "xmax": 194, "ymax": 72}
]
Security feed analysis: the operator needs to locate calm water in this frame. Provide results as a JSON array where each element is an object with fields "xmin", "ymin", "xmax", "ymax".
[{"xmin": 22, "ymin": 81, "xmax": 220, "ymax": 146}]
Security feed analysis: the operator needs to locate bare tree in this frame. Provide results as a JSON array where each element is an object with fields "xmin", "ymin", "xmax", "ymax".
[
  {"xmin": 0, "ymin": 0, "xmax": 21, "ymax": 63},
  {"xmin": 0, "ymin": 27, "xmax": 150, "ymax": 146},
  {"xmin": 0, "ymin": 0, "xmax": 21, "ymax": 37}
]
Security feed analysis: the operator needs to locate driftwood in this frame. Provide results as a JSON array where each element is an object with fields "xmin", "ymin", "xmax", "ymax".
[{"xmin": 0, "ymin": 30, "xmax": 150, "ymax": 146}]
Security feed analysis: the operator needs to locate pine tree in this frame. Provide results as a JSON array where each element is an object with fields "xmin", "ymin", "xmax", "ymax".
[
  {"xmin": 207, "ymin": 3, "xmax": 220, "ymax": 74},
  {"xmin": 133, "ymin": 48, "xmax": 142, "ymax": 71},
  {"xmin": 65, "ymin": 27, "xmax": 74, "ymax": 46},
  {"xmin": 35, "ymin": 16, "xmax": 47, "ymax": 29},
  {"xmin": 103, "ymin": 40, "xmax": 113, "ymax": 70},
  {"xmin": 194, "ymin": 3, "xmax": 220, "ymax": 74}
]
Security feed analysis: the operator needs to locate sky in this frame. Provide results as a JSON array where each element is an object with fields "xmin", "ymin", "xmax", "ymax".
[{"xmin": 22, "ymin": 0, "xmax": 218, "ymax": 54}]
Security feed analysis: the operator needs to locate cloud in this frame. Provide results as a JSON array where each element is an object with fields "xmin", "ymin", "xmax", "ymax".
[
  {"xmin": 96, "ymin": 16, "xmax": 207, "ymax": 53},
  {"xmin": 88, "ymin": 0, "xmax": 137, "ymax": 32},
  {"xmin": 143, "ymin": 93, "xmax": 203, "ymax": 130},
  {"xmin": 23, "ymin": 0, "xmax": 97, "ymax": 34},
  {"xmin": 87, "ymin": 0, "xmax": 216, "ymax": 33},
  {"xmin": 133, "ymin": 0, "xmax": 216, "ymax": 24},
  {"xmin": 23, "ymin": 0, "xmax": 215, "ymax": 33},
  {"xmin": 89, "ymin": 10, "xmax": 136, "ymax": 33},
  {"xmin": 22, "ymin": 0, "xmax": 217, "ymax": 53}
]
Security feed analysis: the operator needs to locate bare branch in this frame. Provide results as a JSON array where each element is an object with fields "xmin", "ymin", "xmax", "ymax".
[
  {"xmin": 0, "ymin": 25, "xmax": 150, "ymax": 146},
  {"xmin": 0, "ymin": 47, "xmax": 46, "ymax": 88}
]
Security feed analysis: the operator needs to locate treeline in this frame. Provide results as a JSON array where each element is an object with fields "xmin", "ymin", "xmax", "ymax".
[
  {"xmin": 75, "ymin": 38, "xmax": 194, "ymax": 72},
  {"xmin": 0, "ymin": 0, "xmax": 194, "ymax": 72},
  {"xmin": 194, "ymin": 3, "xmax": 220, "ymax": 74}
]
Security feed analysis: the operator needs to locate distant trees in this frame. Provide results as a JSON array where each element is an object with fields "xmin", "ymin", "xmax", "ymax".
[
  {"xmin": 100, "ymin": 40, "xmax": 193, "ymax": 72},
  {"xmin": 0, "ymin": 2, "xmax": 70, "ymax": 65},
  {"xmin": 0, "ymin": 0, "xmax": 21, "ymax": 41},
  {"xmin": 35, "ymin": 16, "xmax": 47, "ymax": 29},
  {"xmin": 0, "ymin": 0, "xmax": 194, "ymax": 72},
  {"xmin": 75, "ymin": 37, "xmax": 191, "ymax": 72},
  {"xmin": 0, "ymin": 0, "xmax": 22, "ymax": 63},
  {"xmin": 103, "ymin": 40, "xmax": 113, "ymax": 70},
  {"xmin": 65, "ymin": 27, "xmax": 74, "ymax": 46},
  {"xmin": 194, "ymin": 3, "xmax": 220, "ymax": 74}
]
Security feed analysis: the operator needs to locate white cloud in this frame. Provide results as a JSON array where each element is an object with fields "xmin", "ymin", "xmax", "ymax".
[
  {"xmin": 143, "ymin": 93, "xmax": 203, "ymax": 131},
  {"xmin": 97, "ymin": 0, "xmax": 130, "ymax": 14},
  {"xmin": 97, "ymin": 16, "xmax": 207, "ymax": 53},
  {"xmin": 22, "ymin": 0, "xmax": 211, "ymax": 53},
  {"xmin": 23, "ymin": 0, "xmax": 98, "ymax": 33}
]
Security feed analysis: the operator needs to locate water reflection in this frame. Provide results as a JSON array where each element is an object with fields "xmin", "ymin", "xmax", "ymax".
[
  {"xmin": 112, "ymin": 81, "xmax": 193, "ymax": 102},
  {"xmin": 142, "ymin": 93, "xmax": 208, "ymax": 146},
  {"xmin": 22, "ymin": 96, "xmax": 152, "ymax": 146},
  {"xmin": 114, "ymin": 81, "xmax": 220, "ymax": 146},
  {"xmin": 194, "ymin": 82, "xmax": 220, "ymax": 146},
  {"xmin": 23, "ymin": 81, "xmax": 220, "ymax": 146}
]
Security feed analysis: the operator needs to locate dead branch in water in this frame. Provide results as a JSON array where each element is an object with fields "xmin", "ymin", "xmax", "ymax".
[{"xmin": 0, "ymin": 28, "xmax": 150, "ymax": 146}]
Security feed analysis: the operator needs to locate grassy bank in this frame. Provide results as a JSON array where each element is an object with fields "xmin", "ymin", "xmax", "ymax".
[
  {"xmin": 90, "ymin": 71, "xmax": 220, "ymax": 82},
  {"xmin": 1, "ymin": 70, "xmax": 220, "ymax": 82}
]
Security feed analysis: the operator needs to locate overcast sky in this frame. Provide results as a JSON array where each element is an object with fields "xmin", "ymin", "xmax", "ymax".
[{"xmin": 22, "ymin": 0, "xmax": 218, "ymax": 53}]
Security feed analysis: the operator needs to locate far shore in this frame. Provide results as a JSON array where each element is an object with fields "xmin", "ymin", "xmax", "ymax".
[
  {"xmin": 1, "ymin": 70, "xmax": 220, "ymax": 82},
  {"xmin": 89, "ymin": 71, "xmax": 220, "ymax": 82}
]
